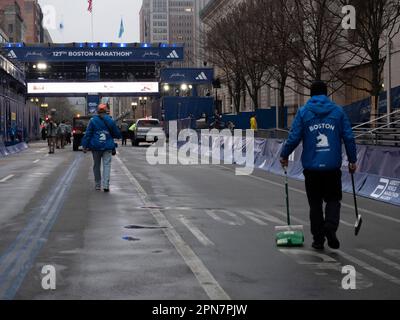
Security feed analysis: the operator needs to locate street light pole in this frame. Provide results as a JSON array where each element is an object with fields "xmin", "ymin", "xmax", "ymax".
[
  {"xmin": 386, "ymin": 32, "xmax": 392, "ymax": 126},
  {"xmin": 275, "ymin": 84, "xmax": 279, "ymax": 130}
]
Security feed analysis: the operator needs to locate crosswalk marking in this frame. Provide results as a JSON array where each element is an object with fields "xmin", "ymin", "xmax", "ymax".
[
  {"xmin": 179, "ymin": 215, "xmax": 215, "ymax": 247},
  {"xmin": 0, "ymin": 175, "xmax": 14, "ymax": 183},
  {"xmin": 357, "ymin": 249, "xmax": 400, "ymax": 272},
  {"xmin": 205, "ymin": 209, "xmax": 245, "ymax": 226},
  {"xmin": 335, "ymin": 250, "xmax": 400, "ymax": 286},
  {"xmin": 271, "ymin": 208, "xmax": 309, "ymax": 226}
]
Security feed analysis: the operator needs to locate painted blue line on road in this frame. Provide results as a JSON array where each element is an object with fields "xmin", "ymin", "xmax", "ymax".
[{"xmin": 0, "ymin": 154, "xmax": 82, "ymax": 300}]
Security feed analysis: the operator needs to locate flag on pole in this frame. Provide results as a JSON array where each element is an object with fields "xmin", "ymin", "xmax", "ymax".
[
  {"xmin": 118, "ymin": 18, "xmax": 124, "ymax": 38},
  {"xmin": 88, "ymin": 0, "xmax": 93, "ymax": 13}
]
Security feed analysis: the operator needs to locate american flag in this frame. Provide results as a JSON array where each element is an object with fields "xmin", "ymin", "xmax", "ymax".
[{"xmin": 88, "ymin": 0, "xmax": 93, "ymax": 13}]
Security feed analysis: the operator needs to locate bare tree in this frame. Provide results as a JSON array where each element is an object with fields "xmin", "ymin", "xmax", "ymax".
[
  {"xmin": 283, "ymin": 0, "xmax": 350, "ymax": 92},
  {"xmin": 255, "ymin": 0, "xmax": 297, "ymax": 127},
  {"xmin": 230, "ymin": 1, "xmax": 273, "ymax": 110},
  {"xmin": 45, "ymin": 97, "xmax": 79, "ymax": 123},
  {"xmin": 339, "ymin": 0, "xmax": 400, "ymax": 121},
  {"xmin": 201, "ymin": 16, "xmax": 244, "ymax": 113}
]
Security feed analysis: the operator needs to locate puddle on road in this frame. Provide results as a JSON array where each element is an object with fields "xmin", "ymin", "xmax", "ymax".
[
  {"xmin": 124, "ymin": 225, "xmax": 167, "ymax": 230},
  {"xmin": 122, "ymin": 236, "xmax": 140, "ymax": 241}
]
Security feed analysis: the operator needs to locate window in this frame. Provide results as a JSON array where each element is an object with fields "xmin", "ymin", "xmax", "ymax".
[{"xmin": 8, "ymin": 24, "xmax": 13, "ymax": 33}]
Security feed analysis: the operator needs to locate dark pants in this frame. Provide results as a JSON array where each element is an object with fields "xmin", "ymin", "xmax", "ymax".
[
  {"xmin": 304, "ymin": 169, "xmax": 342, "ymax": 243},
  {"xmin": 122, "ymin": 131, "xmax": 128, "ymax": 145}
]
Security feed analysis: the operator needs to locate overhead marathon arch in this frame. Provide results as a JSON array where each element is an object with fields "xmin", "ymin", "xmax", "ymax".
[{"xmin": 0, "ymin": 42, "xmax": 185, "ymax": 103}]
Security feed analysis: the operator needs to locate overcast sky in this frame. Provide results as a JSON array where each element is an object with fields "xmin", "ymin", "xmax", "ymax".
[{"xmin": 38, "ymin": 0, "xmax": 142, "ymax": 43}]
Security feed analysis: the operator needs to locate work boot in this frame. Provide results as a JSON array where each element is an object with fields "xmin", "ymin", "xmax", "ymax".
[
  {"xmin": 312, "ymin": 241, "xmax": 324, "ymax": 250},
  {"xmin": 325, "ymin": 230, "xmax": 340, "ymax": 249}
]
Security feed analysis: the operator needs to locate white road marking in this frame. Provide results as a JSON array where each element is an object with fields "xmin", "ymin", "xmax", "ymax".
[
  {"xmin": 334, "ymin": 250, "xmax": 400, "ymax": 285},
  {"xmin": 253, "ymin": 209, "xmax": 287, "ymax": 225},
  {"xmin": 357, "ymin": 249, "xmax": 400, "ymax": 272},
  {"xmin": 217, "ymin": 165, "xmax": 400, "ymax": 224},
  {"xmin": 0, "ymin": 174, "xmax": 14, "ymax": 183},
  {"xmin": 236, "ymin": 209, "xmax": 287, "ymax": 226},
  {"xmin": 384, "ymin": 249, "xmax": 400, "ymax": 261},
  {"xmin": 271, "ymin": 208, "xmax": 309, "ymax": 226},
  {"xmin": 339, "ymin": 219, "xmax": 354, "ymax": 227},
  {"xmin": 205, "ymin": 209, "xmax": 245, "ymax": 226},
  {"xmin": 279, "ymin": 249, "xmax": 373, "ymax": 289},
  {"xmin": 33, "ymin": 159, "xmax": 40, "ymax": 163},
  {"xmin": 179, "ymin": 215, "xmax": 215, "ymax": 247},
  {"xmin": 239, "ymin": 210, "xmax": 268, "ymax": 225},
  {"xmin": 115, "ymin": 156, "xmax": 230, "ymax": 300}
]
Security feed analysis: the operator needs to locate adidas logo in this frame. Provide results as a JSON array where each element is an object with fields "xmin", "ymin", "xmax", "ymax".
[
  {"xmin": 195, "ymin": 72, "xmax": 208, "ymax": 80},
  {"xmin": 167, "ymin": 50, "xmax": 179, "ymax": 59},
  {"xmin": 7, "ymin": 50, "xmax": 17, "ymax": 59}
]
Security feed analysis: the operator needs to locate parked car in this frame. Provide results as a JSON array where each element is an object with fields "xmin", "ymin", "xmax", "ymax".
[{"xmin": 131, "ymin": 118, "xmax": 163, "ymax": 146}]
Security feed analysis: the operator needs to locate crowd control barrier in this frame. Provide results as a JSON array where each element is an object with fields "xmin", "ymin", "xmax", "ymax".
[{"xmin": 182, "ymin": 135, "xmax": 400, "ymax": 206}]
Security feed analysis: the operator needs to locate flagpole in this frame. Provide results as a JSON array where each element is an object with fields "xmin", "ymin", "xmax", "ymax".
[
  {"xmin": 91, "ymin": 3, "xmax": 94, "ymax": 42},
  {"xmin": 91, "ymin": 12, "xmax": 94, "ymax": 42}
]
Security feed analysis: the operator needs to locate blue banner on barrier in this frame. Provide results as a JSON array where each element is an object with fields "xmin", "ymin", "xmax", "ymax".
[
  {"xmin": 1, "ymin": 142, "xmax": 27, "ymax": 158},
  {"xmin": 341, "ymin": 171, "xmax": 368, "ymax": 194},
  {"xmin": 357, "ymin": 145, "xmax": 400, "ymax": 178},
  {"xmin": 0, "ymin": 141, "xmax": 7, "ymax": 157},
  {"xmin": 358, "ymin": 174, "xmax": 400, "ymax": 206},
  {"xmin": 181, "ymin": 134, "xmax": 399, "ymax": 206}
]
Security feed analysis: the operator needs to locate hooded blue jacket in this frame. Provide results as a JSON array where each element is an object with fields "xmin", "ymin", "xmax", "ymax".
[
  {"xmin": 281, "ymin": 95, "xmax": 357, "ymax": 171},
  {"xmin": 82, "ymin": 114, "xmax": 121, "ymax": 151}
]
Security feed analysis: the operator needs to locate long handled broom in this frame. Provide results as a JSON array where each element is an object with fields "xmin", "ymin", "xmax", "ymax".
[
  {"xmin": 275, "ymin": 167, "xmax": 305, "ymax": 247},
  {"xmin": 351, "ymin": 172, "xmax": 363, "ymax": 236}
]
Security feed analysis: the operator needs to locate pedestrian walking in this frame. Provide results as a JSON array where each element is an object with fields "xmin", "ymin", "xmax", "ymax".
[
  {"xmin": 280, "ymin": 81, "xmax": 357, "ymax": 250},
  {"xmin": 57, "ymin": 120, "xmax": 68, "ymax": 149},
  {"xmin": 45, "ymin": 117, "xmax": 58, "ymax": 154},
  {"xmin": 120, "ymin": 120, "xmax": 129, "ymax": 146},
  {"xmin": 65, "ymin": 121, "xmax": 72, "ymax": 145},
  {"xmin": 41, "ymin": 122, "xmax": 47, "ymax": 140},
  {"xmin": 82, "ymin": 104, "xmax": 121, "ymax": 192}
]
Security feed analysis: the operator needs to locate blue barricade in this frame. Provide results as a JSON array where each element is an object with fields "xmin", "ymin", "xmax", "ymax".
[
  {"xmin": 0, "ymin": 142, "xmax": 28, "ymax": 158},
  {"xmin": 358, "ymin": 174, "xmax": 400, "ymax": 206},
  {"xmin": 184, "ymin": 134, "xmax": 400, "ymax": 206}
]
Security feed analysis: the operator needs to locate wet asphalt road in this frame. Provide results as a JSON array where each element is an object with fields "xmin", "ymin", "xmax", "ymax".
[{"xmin": 0, "ymin": 141, "xmax": 399, "ymax": 300}]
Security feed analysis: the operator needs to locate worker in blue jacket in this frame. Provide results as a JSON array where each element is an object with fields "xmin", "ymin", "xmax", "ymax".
[
  {"xmin": 280, "ymin": 81, "xmax": 357, "ymax": 250},
  {"xmin": 82, "ymin": 104, "xmax": 121, "ymax": 192}
]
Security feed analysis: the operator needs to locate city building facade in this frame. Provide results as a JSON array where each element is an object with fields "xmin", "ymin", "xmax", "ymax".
[
  {"xmin": 140, "ymin": 0, "xmax": 197, "ymax": 67},
  {"xmin": 0, "ymin": 0, "xmax": 44, "ymax": 43},
  {"xmin": 0, "ymin": 0, "xmax": 24, "ymax": 43}
]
